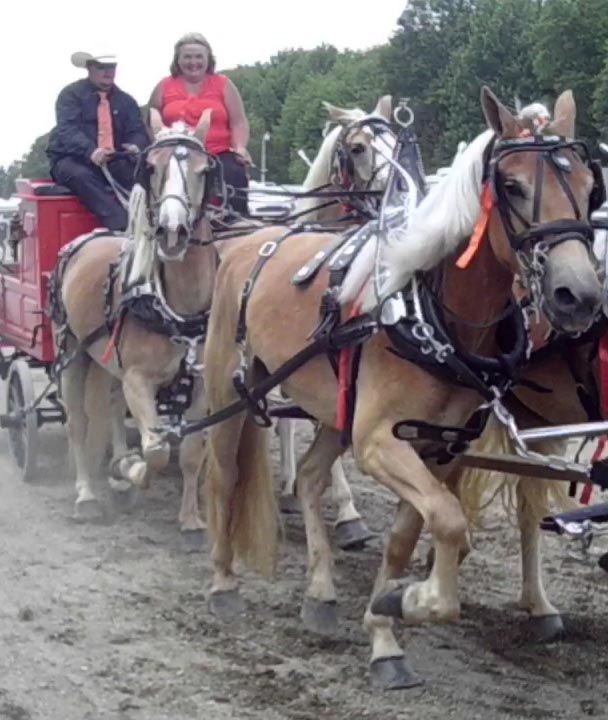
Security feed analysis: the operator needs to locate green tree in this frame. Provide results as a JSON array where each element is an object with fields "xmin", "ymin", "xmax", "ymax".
[
  {"xmin": 535, "ymin": 0, "xmax": 608, "ymax": 145},
  {"xmin": 380, "ymin": 0, "xmax": 478, "ymax": 167},
  {"xmin": 438, "ymin": 0, "xmax": 541, "ymax": 160},
  {"xmin": 19, "ymin": 133, "xmax": 50, "ymax": 180},
  {"xmin": 0, "ymin": 167, "xmax": 8, "ymax": 199}
]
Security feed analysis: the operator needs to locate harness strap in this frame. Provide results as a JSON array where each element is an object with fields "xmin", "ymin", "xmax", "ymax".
[
  {"xmin": 235, "ymin": 229, "xmax": 301, "ymax": 345},
  {"xmin": 292, "ymin": 229, "xmax": 358, "ymax": 288},
  {"xmin": 167, "ymin": 312, "xmax": 377, "ymax": 439}
]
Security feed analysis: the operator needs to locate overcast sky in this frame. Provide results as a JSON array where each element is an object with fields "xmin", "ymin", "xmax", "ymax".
[{"xmin": 1, "ymin": 0, "xmax": 405, "ymax": 167}]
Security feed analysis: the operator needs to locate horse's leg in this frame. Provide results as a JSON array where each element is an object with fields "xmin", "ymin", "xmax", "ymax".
[
  {"xmin": 121, "ymin": 367, "xmax": 169, "ymax": 479},
  {"xmin": 331, "ymin": 458, "xmax": 374, "ymax": 550},
  {"xmin": 177, "ymin": 375, "xmax": 207, "ymax": 552},
  {"xmin": 298, "ymin": 425, "xmax": 344, "ymax": 635},
  {"xmin": 426, "ymin": 460, "xmax": 473, "ymax": 571},
  {"xmin": 62, "ymin": 353, "xmax": 104, "ymax": 521},
  {"xmin": 105, "ymin": 380, "xmax": 148, "ymax": 489},
  {"xmin": 83, "ymin": 362, "xmax": 112, "ymax": 478},
  {"xmin": 517, "ymin": 470, "xmax": 564, "ymax": 642},
  {"xmin": 278, "ymin": 417, "xmax": 300, "ymax": 514},
  {"xmin": 206, "ymin": 413, "xmax": 276, "ymax": 619},
  {"xmin": 355, "ymin": 420, "xmax": 469, "ymax": 688},
  {"xmin": 110, "ymin": 381, "xmax": 128, "ymax": 460}
]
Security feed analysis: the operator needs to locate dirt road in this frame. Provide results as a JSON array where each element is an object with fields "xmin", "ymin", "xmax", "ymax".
[{"xmin": 1, "ymin": 418, "xmax": 608, "ymax": 720}]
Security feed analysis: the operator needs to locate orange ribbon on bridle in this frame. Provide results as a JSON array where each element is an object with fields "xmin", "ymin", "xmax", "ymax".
[{"xmin": 455, "ymin": 182, "xmax": 494, "ymax": 269}]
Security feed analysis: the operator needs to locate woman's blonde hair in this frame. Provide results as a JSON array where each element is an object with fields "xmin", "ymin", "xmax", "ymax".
[{"xmin": 170, "ymin": 33, "xmax": 216, "ymax": 77}]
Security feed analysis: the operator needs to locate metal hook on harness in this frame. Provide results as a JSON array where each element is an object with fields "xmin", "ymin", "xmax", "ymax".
[{"xmin": 394, "ymin": 98, "xmax": 414, "ymax": 129}]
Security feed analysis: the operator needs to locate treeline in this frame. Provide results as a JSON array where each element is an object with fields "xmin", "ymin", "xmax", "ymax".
[{"xmin": 3, "ymin": 0, "xmax": 608, "ymax": 197}]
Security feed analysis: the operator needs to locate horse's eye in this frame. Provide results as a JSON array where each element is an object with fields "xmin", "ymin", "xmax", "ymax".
[
  {"xmin": 350, "ymin": 143, "xmax": 366, "ymax": 156},
  {"xmin": 504, "ymin": 179, "xmax": 526, "ymax": 199}
]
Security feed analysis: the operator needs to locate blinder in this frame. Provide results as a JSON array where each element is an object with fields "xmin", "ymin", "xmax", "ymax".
[
  {"xmin": 134, "ymin": 133, "xmax": 218, "ymax": 239},
  {"xmin": 332, "ymin": 116, "xmax": 394, "ymax": 194},
  {"xmin": 488, "ymin": 135, "xmax": 601, "ymax": 252},
  {"xmin": 590, "ymin": 159, "xmax": 607, "ymax": 214}
]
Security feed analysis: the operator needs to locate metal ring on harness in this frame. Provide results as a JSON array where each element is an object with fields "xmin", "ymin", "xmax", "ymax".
[{"xmin": 394, "ymin": 99, "xmax": 414, "ymax": 129}]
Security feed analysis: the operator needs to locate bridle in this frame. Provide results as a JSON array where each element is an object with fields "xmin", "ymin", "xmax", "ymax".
[
  {"xmin": 135, "ymin": 133, "xmax": 218, "ymax": 243},
  {"xmin": 486, "ymin": 133, "xmax": 606, "ymax": 313},
  {"xmin": 332, "ymin": 116, "xmax": 396, "ymax": 198}
]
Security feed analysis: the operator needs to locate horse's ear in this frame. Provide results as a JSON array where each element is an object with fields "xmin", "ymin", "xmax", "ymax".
[
  {"xmin": 548, "ymin": 90, "xmax": 576, "ymax": 138},
  {"xmin": 373, "ymin": 95, "xmax": 392, "ymax": 121},
  {"xmin": 195, "ymin": 109, "xmax": 213, "ymax": 144},
  {"xmin": 480, "ymin": 86, "xmax": 521, "ymax": 138},
  {"xmin": 322, "ymin": 101, "xmax": 352, "ymax": 125},
  {"xmin": 149, "ymin": 108, "xmax": 165, "ymax": 137}
]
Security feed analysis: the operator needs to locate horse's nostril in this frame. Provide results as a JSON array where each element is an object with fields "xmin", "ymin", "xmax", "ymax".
[
  {"xmin": 553, "ymin": 286, "xmax": 578, "ymax": 310},
  {"xmin": 553, "ymin": 286, "xmax": 601, "ymax": 315},
  {"xmin": 177, "ymin": 225, "xmax": 189, "ymax": 244},
  {"xmin": 155, "ymin": 226, "xmax": 167, "ymax": 242}
]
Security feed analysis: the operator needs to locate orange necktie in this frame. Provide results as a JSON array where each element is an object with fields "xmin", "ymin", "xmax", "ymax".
[{"xmin": 97, "ymin": 92, "xmax": 115, "ymax": 151}]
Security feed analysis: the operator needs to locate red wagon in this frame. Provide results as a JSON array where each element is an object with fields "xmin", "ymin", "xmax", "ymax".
[{"xmin": 0, "ymin": 178, "xmax": 100, "ymax": 480}]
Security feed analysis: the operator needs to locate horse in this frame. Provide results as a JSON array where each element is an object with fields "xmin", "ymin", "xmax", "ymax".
[
  {"xmin": 443, "ymin": 312, "xmax": 605, "ymax": 640},
  {"xmin": 294, "ymin": 94, "xmax": 396, "ymax": 222},
  {"xmin": 369, "ymin": 99, "xmax": 608, "ymax": 644},
  {"xmin": 201, "ymin": 86, "xmax": 602, "ymax": 688},
  {"xmin": 50, "ymin": 110, "xmax": 216, "ymax": 551},
  {"xmin": 277, "ymin": 95, "xmax": 397, "ymax": 549}
]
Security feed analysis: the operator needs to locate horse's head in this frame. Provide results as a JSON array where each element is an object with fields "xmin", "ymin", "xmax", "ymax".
[
  {"xmin": 481, "ymin": 86, "xmax": 603, "ymax": 334},
  {"xmin": 323, "ymin": 95, "xmax": 396, "ymax": 193},
  {"xmin": 144, "ymin": 109, "xmax": 214, "ymax": 261}
]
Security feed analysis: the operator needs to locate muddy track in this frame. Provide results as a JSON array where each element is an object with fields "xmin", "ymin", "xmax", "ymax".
[{"xmin": 1, "ymin": 419, "xmax": 608, "ymax": 720}]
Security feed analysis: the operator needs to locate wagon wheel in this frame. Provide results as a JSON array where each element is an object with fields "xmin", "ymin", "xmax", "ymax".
[{"xmin": 6, "ymin": 359, "xmax": 38, "ymax": 482}]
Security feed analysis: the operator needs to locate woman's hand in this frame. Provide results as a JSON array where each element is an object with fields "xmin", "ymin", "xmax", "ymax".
[{"xmin": 233, "ymin": 147, "xmax": 253, "ymax": 166}]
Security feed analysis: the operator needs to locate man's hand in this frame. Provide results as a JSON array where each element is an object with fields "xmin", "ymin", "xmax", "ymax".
[
  {"xmin": 90, "ymin": 148, "xmax": 114, "ymax": 166},
  {"xmin": 122, "ymin": 143, "xmax": 140, "ymax": 155}
]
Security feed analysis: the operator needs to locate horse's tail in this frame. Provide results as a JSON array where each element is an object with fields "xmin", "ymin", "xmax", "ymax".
[
  {"xmin": 207, "ymin": 415, "xmax": 280, "ymax": 578},
  {"xmin": 458, "ymin": 417, "xmax": 576, "ymax": 527}
]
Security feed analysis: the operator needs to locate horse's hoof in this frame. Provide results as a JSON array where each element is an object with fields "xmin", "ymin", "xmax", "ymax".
[
  {"xmin": 334, "ymin": 518, "xmax": 374, "ymax": 551},
  {"xmin": 370, "ymin": 588, "xmax": 403, "ymax": 619},
  {"xmin": 279, "ymin": 494, "xmax": 301, "ymax": 515},
  {"xmin": 208, "ymin": 590, "xmax": 246, "ymax": 620},
  {"xmin": 300, "ymin": 597, "xmax": 338, "ymax": 636},
  {"xmin": 73, "ymin": 498, "xmax": 105, "ymax": 523},
  {"xmin": 528, "ymin": 614, "xmax": 564, "ymax": 643},
  {"xmin": 143, "ymin": 443, "xmax": 170, "ymax": 472},
  {"xmin": 370, "ymin": 656, "xmax": 423, "ymax": 690},
  {"xmin": 109, "ymin": 482, "xmax": 140, "ymax": 513},
  {"xmin": 180, "ymin": 529, "xmax": 206, "ymax": 554}
]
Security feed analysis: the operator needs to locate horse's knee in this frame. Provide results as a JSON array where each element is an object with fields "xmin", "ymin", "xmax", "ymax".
[{"xmin": 426, "ymin": 491, "xmax": 468, "ymax": 546}]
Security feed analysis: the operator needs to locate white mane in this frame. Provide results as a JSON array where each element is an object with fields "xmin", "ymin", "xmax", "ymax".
[
  {"xmin": 340, "ymin": 129, "xmax": 494, "ymax": 309},
  {"xmin": 340, "ymin": 98, "xmax": 556, "ymax": 310},
  {"xmin": 125, "ymin": 182, "xmax": 154, "ymax": 287},
  {"xmin": 125, "ymin": 120, "xmax": 199, "ymax": 287},
  {"xmin": 296, "ymin": 109, "xmax": 367, "ymax": 219}
]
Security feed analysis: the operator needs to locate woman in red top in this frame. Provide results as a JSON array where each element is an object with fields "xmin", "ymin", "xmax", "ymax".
[{"xmin": 149, "ymin": 33, "xmax": 251, "ymax": 217}]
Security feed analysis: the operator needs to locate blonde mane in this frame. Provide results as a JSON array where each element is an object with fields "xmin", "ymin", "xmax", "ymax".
[
  {"xmin": 340, "ymin": 129, "xmax": 494, "ymax": 309},
  {"xmin": 296, "ymin": 110, "xmax": 367, "ymax": 219},
  {"xmin": 340, "ymin": 99, "xmax": 554, "ymax": 310},
  {"xmin": 124, "ymin": 120, "xmax": 202, "ymax": 287},
  {"xmin": 125, "ymin": 183, "xmax": 154, "ymax": 287}
]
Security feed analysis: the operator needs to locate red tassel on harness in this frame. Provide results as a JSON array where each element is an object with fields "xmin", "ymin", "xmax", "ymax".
[
  {"xmin": 456, "ymin": 182, "xmax": 494, "ymax": 269},
  {"xmin": 580, "ymin": 334, "xmax": 608, "ymax": 504},
  {"xmin": 337, "ymin": 301, "xmax": 362, "ymax": 432},
  {"xmin": 101, "ymin": 316, "xmax": 124, "ymax": 365}
]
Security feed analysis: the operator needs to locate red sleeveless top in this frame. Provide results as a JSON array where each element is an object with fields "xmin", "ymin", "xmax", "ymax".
[{"xmin": 160, "ymin": 74, "xmax": 232, "ymax": 154}]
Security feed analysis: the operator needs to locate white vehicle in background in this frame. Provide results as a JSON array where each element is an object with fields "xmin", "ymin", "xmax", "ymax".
[{"xmin": 247, "ymin": 180, "xmax": 300, "ymax": 219}]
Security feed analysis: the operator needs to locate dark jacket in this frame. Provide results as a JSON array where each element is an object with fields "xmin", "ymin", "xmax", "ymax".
[{"xmin": 46, "ymin": 79, "xmax": 149, "ymax": 165}]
